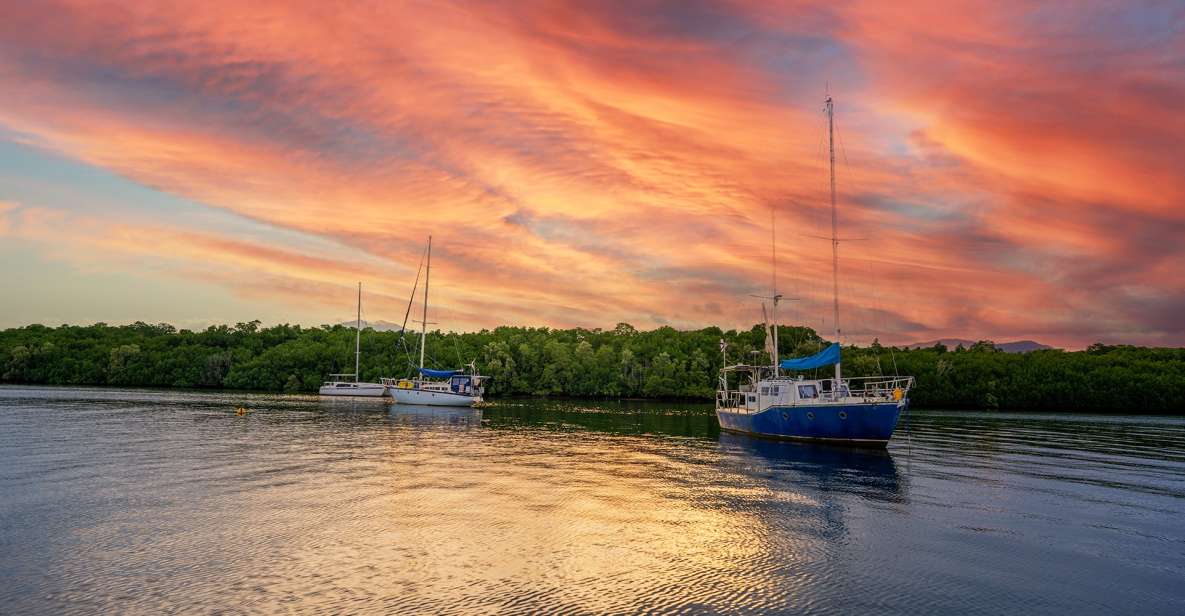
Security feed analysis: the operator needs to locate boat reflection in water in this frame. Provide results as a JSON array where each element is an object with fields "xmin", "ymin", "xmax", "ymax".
[
  {"xmin": 717, "ymin": 431, "xmax": 904, "ymax": 502},
  {"xmin": 316, "ymin": 395, "xmax": 393, "ymax": 413},
  {"xmin": 388, "ymin": 403, "xmax": 483, "ymax": 428}
]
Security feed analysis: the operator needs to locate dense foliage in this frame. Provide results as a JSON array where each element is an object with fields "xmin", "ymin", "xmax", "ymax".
[{"xmin": 2, "ymin": 321, "xmax": 1183, "ymax": 412}]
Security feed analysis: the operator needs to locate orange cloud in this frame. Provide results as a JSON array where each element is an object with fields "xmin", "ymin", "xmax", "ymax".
[{"xmin": 1, "ymin": 1, "xmax": 1182, "ymax": 346}]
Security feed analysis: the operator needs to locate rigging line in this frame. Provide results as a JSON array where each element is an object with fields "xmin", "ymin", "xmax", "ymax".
[
  {"xmin": 396, "ymin": 243, "xmax": 428, "ymax": 372},
  {"xmin": 831, "ymin": 101, "xmax": 860, "ymax": 351},
  {"xmin": 905, "ymin": 395, "xmax": 912, "ymax": 469},
  {"xmin": 453, "ymin": 332, "xmax": 464, "ymax": 366},
  {"xmin": 833, "ymin": 108, "xmax": 860, "ymax": 352},
  {"xmin": 771, "ymin": 203, "xmax": 776, "ymax": 301},
  {"xmin": 834, "ymin": 113, "xmax": 850, "ymax": 168}
]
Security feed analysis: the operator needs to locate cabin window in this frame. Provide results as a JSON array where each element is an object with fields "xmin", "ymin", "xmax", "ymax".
[
  {"xmin": 770, "ymin": 386, "xmax": 780, "ymax": 395},
  {"xmin": 337, "ymin": 383, "xmax": 351, "ymax": 388},
  {"xmin": 747, "ymin": 394, "xmax": 757, "ymax": 404},
  {"xmin": 760, "ymin": 387, "xmax": 769, "ymax": 395},
  {"xmin": 820, "ymin": 380, "xmax": 832, "ymax": 392},
  {"xmin": 798, "ymin": 384, "xmax": 818, "ymax": 399}
]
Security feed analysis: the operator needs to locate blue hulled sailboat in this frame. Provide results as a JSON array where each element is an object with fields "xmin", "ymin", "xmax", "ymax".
[{"xmin": 714, "ymin": 95, "xmax": 914, "ymax": 447}]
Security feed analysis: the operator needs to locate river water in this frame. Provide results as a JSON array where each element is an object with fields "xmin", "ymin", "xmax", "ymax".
[{"xmin": 1, "ymin": 386, "xmax": 1183, "ymax": 614}]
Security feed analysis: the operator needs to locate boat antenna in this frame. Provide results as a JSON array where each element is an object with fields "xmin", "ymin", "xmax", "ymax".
[
  {"xmin": 355, "ymin": 281, "xmax": 362, "ymax": 383},
  {"xmin": 749, "ymin": 204, "xmax": 796, "ymax": 375},
  {"xmin": 826, "ymin": 93, "xmax": 842, "ymax": 385}
]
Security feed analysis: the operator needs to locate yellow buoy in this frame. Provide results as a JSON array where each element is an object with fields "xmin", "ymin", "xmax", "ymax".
[
  {"xmin": 235, "ymin": 407, "xmax": 250, "ymax": 415},
  {"xmin": 892, "ymin": 388, "xmax": 904, "ymax": 401}
]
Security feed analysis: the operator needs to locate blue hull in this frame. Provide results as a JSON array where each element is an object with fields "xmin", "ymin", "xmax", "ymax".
[{"xmin": 716, "ymin": 401, "xmax": 904, "ymax": 447}]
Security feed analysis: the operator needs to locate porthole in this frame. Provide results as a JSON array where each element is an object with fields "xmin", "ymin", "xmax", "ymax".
[
  {"xmin": 781, "ymin": 411, "xmax": 789, "ymax": 421},
  {"xmin": 838, "ymin": 411, "xmax": 847, "ymax": 420},
  {"xmin": 806, "ymin": 412, "xmax": 815, "ymax": 420}
]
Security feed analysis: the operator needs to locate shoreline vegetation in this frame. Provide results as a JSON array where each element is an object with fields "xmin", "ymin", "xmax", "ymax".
[{"xmin": 2, "ymin": 321, "xmax": 1182, "ymax": 413}]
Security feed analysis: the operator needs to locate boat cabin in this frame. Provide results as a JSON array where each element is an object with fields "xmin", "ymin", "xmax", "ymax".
[
  {"xmin": 448, "ymin": 374, "xmax": 483, "ymax": 396},
  {"xmin": 718, "ymin": 364, "xmax": 908, "ymax": 413},
  {"xmin": 384, "ymin": 373, "xmax": 485, "ymax": 396},
  {"xmin": 734, "ymin": 377, "xmax": 834, "ymax": 411}
]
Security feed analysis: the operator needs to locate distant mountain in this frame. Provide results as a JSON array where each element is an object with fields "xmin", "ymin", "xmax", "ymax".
[
  {"xmin": 336, "ymin": 319, "xmax": 407, "ymax": 332},
  {"xmin": 995, "ymin": 340, "xmax": 1054, "ymax": 353},
  {"xmin": 906, "ymin": 338, "xmax": 1055, "ymax": 353}
]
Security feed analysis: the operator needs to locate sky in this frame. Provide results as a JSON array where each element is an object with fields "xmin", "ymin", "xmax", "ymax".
[{"xmin": 1, "ymin": 0, "xmax": 1182, "ymax": 348}]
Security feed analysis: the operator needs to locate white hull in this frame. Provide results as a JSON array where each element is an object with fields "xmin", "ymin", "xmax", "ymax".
[
  {"xmin": 319, "ymin": 383, "xmax": 387, "ymax": 397},
  {"xmin": 390, "ymin": 387, "xmax": 479, "ymax": 407}
]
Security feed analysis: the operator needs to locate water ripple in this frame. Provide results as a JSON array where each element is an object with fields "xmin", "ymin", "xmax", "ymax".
[{"xmin": 1, "ymin": 388, "xmax": 1183, "ymax": 614}]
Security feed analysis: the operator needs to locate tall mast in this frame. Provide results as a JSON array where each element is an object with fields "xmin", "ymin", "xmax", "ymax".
[
  {"xmin": 770, "ymin": 205, "xmax": 779, "ymax": 376},
  {"xmin": 419, "ymin": 235, "xmax": 432, "ymax": 371},
  {"xmin": 826, "ymin": 94, "xmax": 842, "ymax": 384},
  {"xmin": 355, "ymin": 281, "xmax": 361, "ymax": 382}
]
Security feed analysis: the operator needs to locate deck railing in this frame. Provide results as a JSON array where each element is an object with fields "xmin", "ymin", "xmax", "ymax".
[
  {"xmin": 717, "ymin": 375, "xmax": 915, "ymax": 409},
  {"xmin": 716, "ymin": 390, "xmax": 746, "ymax": 409},
  {"xmin": 822, "ymin": 376, "xmax": 915, "ymax": 402}
]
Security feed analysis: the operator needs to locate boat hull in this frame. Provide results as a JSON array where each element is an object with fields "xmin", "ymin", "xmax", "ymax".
[
  {"xmin": 716, "ymin": 401, "xmax": 904, "ymax": 447},
  {"xmin": 318, "ymin": 383, "xmax": 387, "ymax": 397},
  {"xmin": 390, "ymin": 387, "xmax": 479, "ymax": 407}
]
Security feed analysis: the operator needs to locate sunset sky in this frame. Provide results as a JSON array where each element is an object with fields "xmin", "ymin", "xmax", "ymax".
[{"xmin": 1, "ymin": 1, "xmax": 1182, "ymax": 348}]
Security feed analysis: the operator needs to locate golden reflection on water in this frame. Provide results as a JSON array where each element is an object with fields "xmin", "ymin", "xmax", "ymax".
[
  {"xmin": 312, "ymin": 406, "xmax": 835, "ymax": 613},
  {"xmin": 2, "ymin": 391, "xmax": 901, "ymax": 614}
]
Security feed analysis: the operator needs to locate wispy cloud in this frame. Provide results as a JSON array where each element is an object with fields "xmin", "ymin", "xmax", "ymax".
[{"xmin": 1, "ymin": 0, "xmax": 1181, "ymax": 346}]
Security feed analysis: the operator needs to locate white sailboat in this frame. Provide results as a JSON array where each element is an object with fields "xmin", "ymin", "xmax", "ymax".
[
  {"xmin": 382, "ymin": 236, "xmax": 485, "ymax": 406},
  {"xmin": 319, "ymin": 282, "xmax": 387, "ymax": 397}
]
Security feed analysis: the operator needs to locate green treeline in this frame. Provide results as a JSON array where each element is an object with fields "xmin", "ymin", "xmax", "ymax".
[{"xmin": 1, "ymin": 321, "xmax": 1183, "ymax": 412}]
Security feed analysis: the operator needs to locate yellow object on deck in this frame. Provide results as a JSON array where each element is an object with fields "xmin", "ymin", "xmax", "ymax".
[
  {"xmin": 235, "ymin": 407, "xmax": 250, "ymax": 415},
  {"xmin": 892, "ymin": 388, "xmax": 904, "ymax": 401}
]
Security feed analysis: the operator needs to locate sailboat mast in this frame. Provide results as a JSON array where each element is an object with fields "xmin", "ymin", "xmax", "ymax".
[
  {"xmin": 827, "ymin": 94, "xmax": 842, "ymax": 384},
  {"xmin": 355, "ymin": 281, "xmax": 361, "ymax": 382},
  {"xmin": 770, "ymin": 206, "xmax": 779, "ymax": 376},
  {"xmin": 419, "ymin": 236, "xmax": 432, "ymax": 371}
]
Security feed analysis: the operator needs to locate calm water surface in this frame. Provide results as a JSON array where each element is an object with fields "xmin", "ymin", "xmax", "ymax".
[{"xmin": 1, "ymin": 386, "xmax": 1183, "ymax": 614}]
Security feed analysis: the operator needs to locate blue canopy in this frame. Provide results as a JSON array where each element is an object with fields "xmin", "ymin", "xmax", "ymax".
[
  {"xmin": 780, "ymin": 343, "xmax": 841, "ymax": 370},
  {"xmin": 419, "ymin": 368, "xmax": 462, "ymax": 378}
]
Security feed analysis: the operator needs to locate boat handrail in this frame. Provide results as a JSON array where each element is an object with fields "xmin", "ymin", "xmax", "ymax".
[
  {"xmin": 821, "ymin": 376, "xmax": 914, "ymax": 401},
  {"xmin": 719, "ymin": 364, "xmax": 769, "ymax": 374},
  {"xmin": 716, "ymin": 375, "xmax": 914, "ymax": 408},
  {"xmin": 716, "ymin": 389, "xmax": 746, "ymax": 409}
]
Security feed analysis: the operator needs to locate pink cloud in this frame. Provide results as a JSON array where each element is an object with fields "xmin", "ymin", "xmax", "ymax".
[{"xmin": 1, "ymin": 1, "xmax": 1182, "ymax": 346}]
